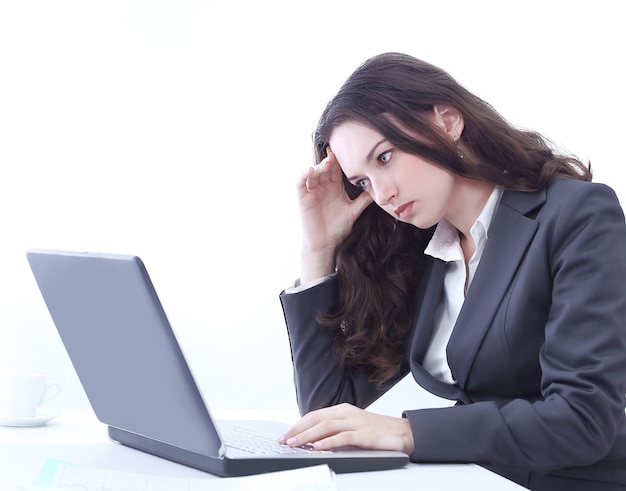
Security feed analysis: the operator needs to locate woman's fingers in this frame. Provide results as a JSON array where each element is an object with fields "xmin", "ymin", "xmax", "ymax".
[
  {"xmin": 279, "ymin": 404, "xmax": 355, "ymax": 446},
  {"xmin": 278, "ymin": 404, "xmax": 415, "ymax": 454},
  {"xmin": 326, "ymin": 149, "xmax": 344, "ymax": 183},
  {"xmin": 297, "ymin": 149, "xmax": 348, "ymax": 199},
  {"xmin": 350, "ymin": 187, "xmax": 374, "ymax": 215},
  {"xmin": 311, "ymin": 157, "xmax": 334, "ymax": 186},
  {"xmin": 298, "ymin": 159, "xmax": 330, "ymax": 192},
  {"xmin": 296, "ymin": 166, "xmax": 314, "ymax": 198},
  {"xmin": 287, "ymin": 419, "xmax": 349, "ymax": 450}
]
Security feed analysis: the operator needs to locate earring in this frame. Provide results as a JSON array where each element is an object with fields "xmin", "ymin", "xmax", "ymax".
[{"xmin": 454, "ymin": 135, "xmax": 465, "ymax": 159}]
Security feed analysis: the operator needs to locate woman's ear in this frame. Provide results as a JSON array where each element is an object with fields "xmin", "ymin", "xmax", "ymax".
[{"xmin": 433, "ymin": 104, "xmax": 464, "ymax": 141}]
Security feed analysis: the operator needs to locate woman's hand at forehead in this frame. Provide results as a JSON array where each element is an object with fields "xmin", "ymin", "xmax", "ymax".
[{"xmin": 297, "ymin": 149, "xmax": 373, "ymax": 283}]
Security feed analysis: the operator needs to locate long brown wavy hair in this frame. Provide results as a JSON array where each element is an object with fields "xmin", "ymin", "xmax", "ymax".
[{"xmin": 313, "ymin": 52, "xmax": 591, "ymax": 387}]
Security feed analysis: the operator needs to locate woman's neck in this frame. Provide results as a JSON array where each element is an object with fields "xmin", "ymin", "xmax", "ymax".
[{"xmin": 445, "ymin": 177, "xmax": 495, "ymax": 241}]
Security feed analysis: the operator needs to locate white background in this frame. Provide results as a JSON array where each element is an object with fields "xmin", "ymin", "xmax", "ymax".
[{"xmin": 1, "ymin": 0, "xmax": 624, "ymax": 416}]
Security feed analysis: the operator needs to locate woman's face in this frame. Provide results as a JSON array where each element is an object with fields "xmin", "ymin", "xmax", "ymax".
[{"xmin": 329, "ymin": 121, "xmax": 458, "ymax": 230}]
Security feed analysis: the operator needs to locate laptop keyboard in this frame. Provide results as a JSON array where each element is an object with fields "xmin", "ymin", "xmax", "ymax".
[{"xmin": 219, "ymin": 423, "xmax": 333, "ymax": 455}]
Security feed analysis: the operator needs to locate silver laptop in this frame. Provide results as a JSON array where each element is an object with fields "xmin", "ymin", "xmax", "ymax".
[{"xmin": 26, "ymin": 249, "xmax": 409, "ymax": 477}]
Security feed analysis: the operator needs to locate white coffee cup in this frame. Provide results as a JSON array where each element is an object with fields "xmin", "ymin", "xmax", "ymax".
[{"xmin": 0, "ymin": 374, "xmax": 62, "ymax": 418}]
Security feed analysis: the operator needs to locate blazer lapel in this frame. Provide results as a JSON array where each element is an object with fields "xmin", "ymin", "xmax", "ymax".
[
  {"xmin": 406, "ymin": 257, "xmax": 445, "ymax": 362},
  {"xmin": 446, "ymin": 188, "xmax": 547, "ymax": 389},
  {"xmin": 406, "ymin": 256, "xmax": 471, "ymax": 402}
]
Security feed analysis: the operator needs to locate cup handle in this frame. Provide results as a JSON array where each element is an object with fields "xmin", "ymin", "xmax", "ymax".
[{"xmin": 40, "ymin": 383, "xmax": 62, "ymax": 405}]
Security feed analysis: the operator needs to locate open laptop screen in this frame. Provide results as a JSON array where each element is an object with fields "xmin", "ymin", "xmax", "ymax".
[{"xmin": 27, "ymin": 249, "xmax": 223, "ymax": 457}]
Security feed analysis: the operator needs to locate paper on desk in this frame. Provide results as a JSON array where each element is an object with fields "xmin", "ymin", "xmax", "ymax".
[{"xmin": 19, "ymin": 458, "xmax": 337, "ymax": 491}]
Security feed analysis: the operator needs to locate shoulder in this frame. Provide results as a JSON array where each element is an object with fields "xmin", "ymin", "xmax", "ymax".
[
  {"xmin": 546, "ymin": 176, "xmax": 617, "ymax": 198},
  {"xmin": 543, "ymin": 177, "xmax": 623, "ymax": 218},
  {"xmin": 535, "ymin": 178, "xmax": 626, "ymax": 257},
  {"xmin": 502, "ymin": 177, "xmax": 623, "ymax": 218}
]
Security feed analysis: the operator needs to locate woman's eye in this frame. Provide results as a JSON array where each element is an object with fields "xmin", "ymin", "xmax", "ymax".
[
  {"xmin": 379, "ymin": 150, "xmax": 392, "ymax": 165},
  {"xmin": 355, "ymin": 178, "xmax": 370, "ymax": 190}
]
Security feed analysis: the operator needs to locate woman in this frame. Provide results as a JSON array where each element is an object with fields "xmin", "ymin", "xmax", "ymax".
[{"xmin": 278, "ymin": 52, "xmax": 626, "ymax": 489}]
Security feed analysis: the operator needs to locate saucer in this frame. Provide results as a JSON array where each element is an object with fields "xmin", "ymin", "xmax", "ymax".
[{"xmin": 0, "ymin": 408, "xmax": 61, "ymax": 427}]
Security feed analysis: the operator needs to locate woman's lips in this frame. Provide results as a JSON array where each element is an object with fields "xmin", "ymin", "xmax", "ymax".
[{"xmin": 394, "ymin": 202, "xmax": 413, "ymax": 219}]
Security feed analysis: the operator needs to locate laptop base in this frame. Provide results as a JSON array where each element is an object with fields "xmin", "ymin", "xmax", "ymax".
[{"xmin": 108, "ymin": 426, "xmax": 409, "ymax": 477}]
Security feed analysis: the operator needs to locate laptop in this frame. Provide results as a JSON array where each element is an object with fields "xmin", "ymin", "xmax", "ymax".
[{"xmin": 26, "ymin": 249, "xmax": 409, "ymax": 477}]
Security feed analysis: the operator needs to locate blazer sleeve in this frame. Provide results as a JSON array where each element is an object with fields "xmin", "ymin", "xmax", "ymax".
[
  {"xmin": 405, "ymin": 181, "xmax": 626, "ymax": 470},
  {"xmin": 280, "ymin": 278, "xmax": 400, "ymax": 415}
]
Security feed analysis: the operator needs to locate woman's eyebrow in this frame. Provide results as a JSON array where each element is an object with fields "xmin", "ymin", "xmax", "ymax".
[{"xmin": 366, "ymin": 138, "xmax": 388, "ymax": 162}]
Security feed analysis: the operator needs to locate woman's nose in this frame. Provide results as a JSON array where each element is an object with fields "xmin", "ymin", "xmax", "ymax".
[{"xmin": 372, "ymin": 177, "xmax": 397, "ymax": 207}]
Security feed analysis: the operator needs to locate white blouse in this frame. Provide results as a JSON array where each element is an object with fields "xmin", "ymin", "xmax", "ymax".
[{"xmin": 422, "ymin": 186, "xmax": 503, "ymax": 384}]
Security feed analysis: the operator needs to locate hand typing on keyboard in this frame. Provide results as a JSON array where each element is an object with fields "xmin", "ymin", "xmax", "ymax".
[{"xmin": 220, "ymin": 423, "xmax": 332, "ymax": 455}]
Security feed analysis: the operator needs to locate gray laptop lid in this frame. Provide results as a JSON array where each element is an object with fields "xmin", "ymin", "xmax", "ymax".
[{"xmin": 26, "ymin": 249, "xmax": 224, "ymax": 457}]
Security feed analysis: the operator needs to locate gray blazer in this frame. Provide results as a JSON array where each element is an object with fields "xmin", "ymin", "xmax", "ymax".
[{"xmin": 280, "ymin": 177, "xmax": 626, "ymax": 487}]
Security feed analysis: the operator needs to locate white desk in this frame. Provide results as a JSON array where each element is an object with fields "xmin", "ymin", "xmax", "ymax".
[{"xmin": 0, "ymin": 409, "xmax": 524, "ymax": 490}]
